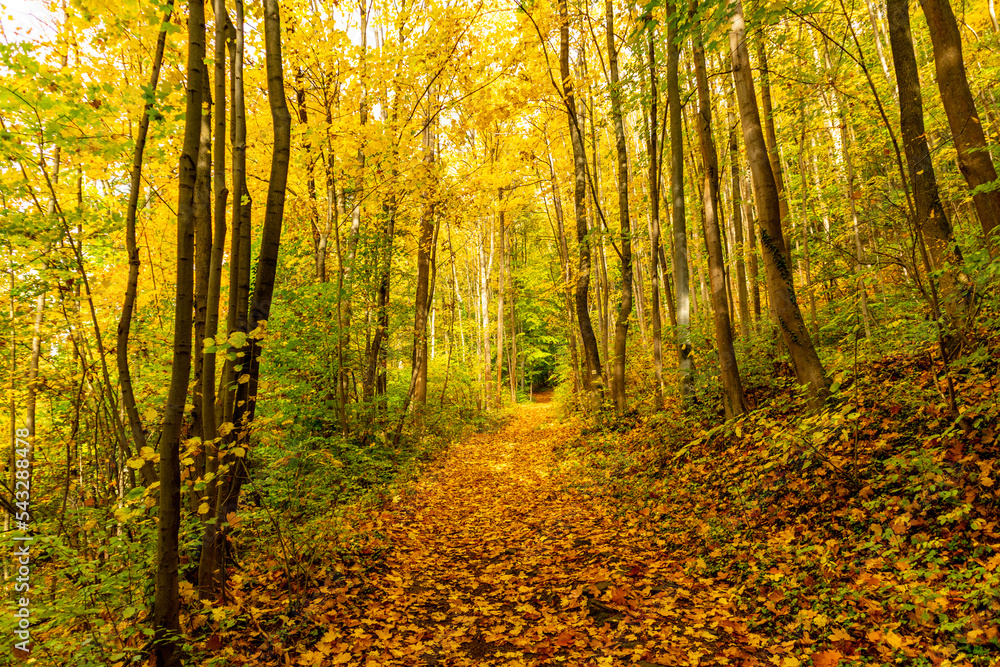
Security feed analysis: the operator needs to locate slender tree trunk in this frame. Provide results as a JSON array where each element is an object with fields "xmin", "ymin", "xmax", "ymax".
[
  {"xmin": 545, "ymin": 141, "xmax": 581, "ymax": 396},
  {"xmin": 201, "ymin": 0, "xmax": 247, "ymax": 598},
  {"xmin": 644, "ymin": 24, "xmax": 667, "ymax": 408},
  {"xmin": 496, "ymin": 208, "xmax": 506, "ymax": 408},
  {"xmin": 196, "ymin": 0, "xmax": 228, "ymax": 600},
  {"xmin": 341, "ymin": 0, "xmax": 368, "ymax": 368},
  {"xmin": 728, "ymin": 108, "xmax": 751, "ymax": 340},
  {"xmin": 730, "ymin": 0, "xmax": 829, "ymax": 406},
  {"xmin": 667, "ymin": 16, "xmax": 692, "ymax": 402},
  {"xmin": 117, "ymin": 4, "xmax": 172, "ymax": 488},
  {"xmin": 796, "ymin": 110, "xmax": 821, "ymax": 339},
  {"xmin": 190, "ymin": 62, "xmax": 212, "ymax": 501},
  {"xmin": 863, "ymin": 0, "xmax": 896, "ymax": 97},
  {"xmin": 919, "ymin": 0, "xmax": 1000, "ymax": 254},
  {"xmin": 478, "ymin": 221, "xmax": 493, "ymax": 407},
  {"xmin": 295, "ymin": 71, "xmax": 323, "ymax": 282},
  {"xmin": 154, "ymin": 0, "xmax": 204, "ymax": 660},
  {"xmin": 756, "ymin": 40, "xmax": 793, "ymax": 264},
  {"xmin": 413, "ymin": 115, "xmax": 437, "ymax": 407},
  {"xmin": 830, "ymin": 92, "xmax": 872, "ymax": 337},
  {"xmin": 207, "ymin": 0, "xmax": 291, "ymax": 601},
  {"xmin": 561, "ymin": 0, "xmax": 602, "ymax": 400},
  {"xmin": 742, "ymin": 171, "xmax": 761, "ymax": 324},
  {"xmin": 607, "ymin": 0, "xmax": 633, "ymax": 413},
  {"xmin": 220, "ymin": 0, "xmax": 250, "ymax": 432},
  {"xmin": 693, "ymin": 35, "xmax": 747, "ymax": 419}
]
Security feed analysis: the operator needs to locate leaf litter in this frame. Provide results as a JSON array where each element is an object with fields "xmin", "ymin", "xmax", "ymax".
[{"xmin": 253, "ymin": 402, "xmax": 760, "ymax": 666}]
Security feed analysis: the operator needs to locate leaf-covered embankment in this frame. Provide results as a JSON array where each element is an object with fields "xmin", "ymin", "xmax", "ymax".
[{"xmin": 559, "ymin": 346, "xmax": 1000, "ymax": 666}]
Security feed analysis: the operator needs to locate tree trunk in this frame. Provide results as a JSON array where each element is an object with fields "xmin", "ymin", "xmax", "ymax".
[
  {"xmin": 545, "ymin": 138, "xmax": 581, "ymax": 397},
  {"xmin": 756, "ymin": 40, "xmax": 793, "ymax": 264},
  {"xmin": 741, "ymin": 171, "xmax": 762, "ymax": 325},
  {"xmin": 863, "ymin": 0, "xmax": 896, "ymax": 97},
  {"xmin": 220, "ymin": 0, "xmax": 250, "ymax": 432},
  {"xmin": 919, "ymin": 0, "xmax": 1000, "ymax": 254},
  {"xmin": 496, "ymin": 209, "xmax": 506, "ymax": 408},
  {"xmin": 728, "ymin": 108, "xmax": 751, "ymax": 340},
  {"xmin": 607, "ymin": 0, "xmax": 632, "ymax": 413},
  {"xmin": 117, "ymin": 3, "xmax": 172, "ymax": 488},
  {"xmin": 341, "ymin": 0, "xmax": 368, "ymax": 375},
  {"xmin": 190, "ymin": 62, "xmax": 212, "ymax": 502},
  {"xmin": 211, "ymin": 0, "xmax": 291, "ymax": 597},
  {"xmin": 478, "ymin": 220, "xmax": 493, "ymax": 407},
  {"xmin": 667, "ymin": 17, "xmax": 692, "ymax": 402},
  {"xmin": 693, "ymin": 36, "xmax": 747, "ymax": 419},
  {"xmin": 887, "ymin": 0, "xmax": 970, "ymax": 331},
  {"xmin": 200, "ymin": 0, "xmax": 247, "ymax": 598},
  {"xmin": 560, "ymin": 0, "xmax": 603, "ymax": 400},
  {"xmin": 196, "ymin": 0, "xmax": 229, "ymax": 601},
  {"xmin": 830, "ymin": 91, "xmax": 872, "ymax": 337},
  {"xmin": 645, "ymin": 24, "xmax": 666, "ymax": 408},
  {"xmin": 730, "ymin": 0, "xmax": 829, "ymax": 406},
  {"xmin": 413, "ymin": 116, "xmax": 437, "ymax": 407},
  {"xmin": 154, "ymin": 0, "xmax": 204, "ymax": 661}
]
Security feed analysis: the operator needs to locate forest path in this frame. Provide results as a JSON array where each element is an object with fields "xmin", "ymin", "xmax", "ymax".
[{"xmin": 310, "ymin": 403, "xmax": 758, "ymax": 666}]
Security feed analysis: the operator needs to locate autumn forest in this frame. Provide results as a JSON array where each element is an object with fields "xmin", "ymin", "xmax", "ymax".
[{"xmin": 1, "ymin": 0, "xmax": 999, "ymax": 662}]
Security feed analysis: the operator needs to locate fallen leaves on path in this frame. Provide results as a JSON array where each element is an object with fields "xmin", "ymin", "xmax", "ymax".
[{"xmin": 294, "ymin": 404, "xmax": 761, "ymax": 666}]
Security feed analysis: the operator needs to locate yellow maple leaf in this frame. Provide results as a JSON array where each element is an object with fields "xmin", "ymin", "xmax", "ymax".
[{"xmin": 829, "ymin": 627, "xmax": 852, "ymax": 642}]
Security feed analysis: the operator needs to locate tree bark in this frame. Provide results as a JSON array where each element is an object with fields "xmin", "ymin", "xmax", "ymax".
[
  {"xmin": 196, "ymin": 0, "xmax": 229, "ymax": 600},
  {"xmin": 560, "ymin": 0, "xmax": 603, "ymax": 400},
  {"xmin": 887, "ymin": 0, "xmax": 970, "ymax": 330},
  {"xmin": 667, "ymin": 16, "xmax": 692, "ymax": 401},
  {"xmin": 545, "ymin": 138, "xmax": 581, "ymax": 397},
  {"xmin": 606, "ymin": 0, "xmax": 632, "ymax": 413},
  {"xmin": 209, "ymin": 0, "xmax": 291, "ymax": 600},
  {"xmin": 919, "ymin": 0, "xmax": 1000, "ymax": 254},
  {"xmin": 201, "ymin": 0, "xmax": 247, "ymax": 598},
  {"xmin": 742, "ymin": 171, "xmax": 761, "ymax": 324},
  {"xmin": 190, "ymin": 62, "xmax": 213, "ymax": 495},
  {"xmin": 154, "ymin": 0, "xmax": 204, "ymax": 661},
  {"xmin": 117, "ymin": 3, "xmax": 172, "ymax": 488},
  {"xmin": 693, "ymin": 36, "xmax": 746, "ymax": 419},
  {"xmin": 728, "ymin": 108, "xmax": 751, "ymax": 340},
  {"xmin": 413, "ymin": 114, "xmax": 437, "ymax": 407},
  {"xmin": 646, "ymin": 23, "xmax": 666, "ymax": 408},
  {"xmin": 756, "ymin": 40, "xmax": 792, "ymax": 264},
  {"xmin": 730, "ymin": 0, "xmax": 829, "ymax": 406}
]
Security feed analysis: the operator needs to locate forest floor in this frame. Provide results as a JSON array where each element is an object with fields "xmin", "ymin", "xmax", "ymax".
[
  {"xmin": 210, "ymin": 353, "xmax": 999, "ymax": 666},
  {"xmin": 287, "ymin": 402, "xmax": 757, "ymax": 666}
]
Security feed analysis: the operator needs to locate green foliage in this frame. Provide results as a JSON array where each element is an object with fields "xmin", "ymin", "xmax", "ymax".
[{"xmin": 0, "ymin": 516, "xmax": 159, "ymax": 665}]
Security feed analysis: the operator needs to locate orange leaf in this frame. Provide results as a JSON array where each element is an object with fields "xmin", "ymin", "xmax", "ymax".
[
  {"xmin": 811, "ymin": 649, "xmax": 843, "ymax": 667},
  {"xmin": 555, "ymin": 629, "xmax": 575, "ymax": 646}
]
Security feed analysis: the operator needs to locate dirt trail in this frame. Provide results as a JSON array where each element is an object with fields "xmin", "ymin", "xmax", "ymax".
[{"xmin": 312, "ymin": 404, "xmax": 758, "ymax": 666}]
